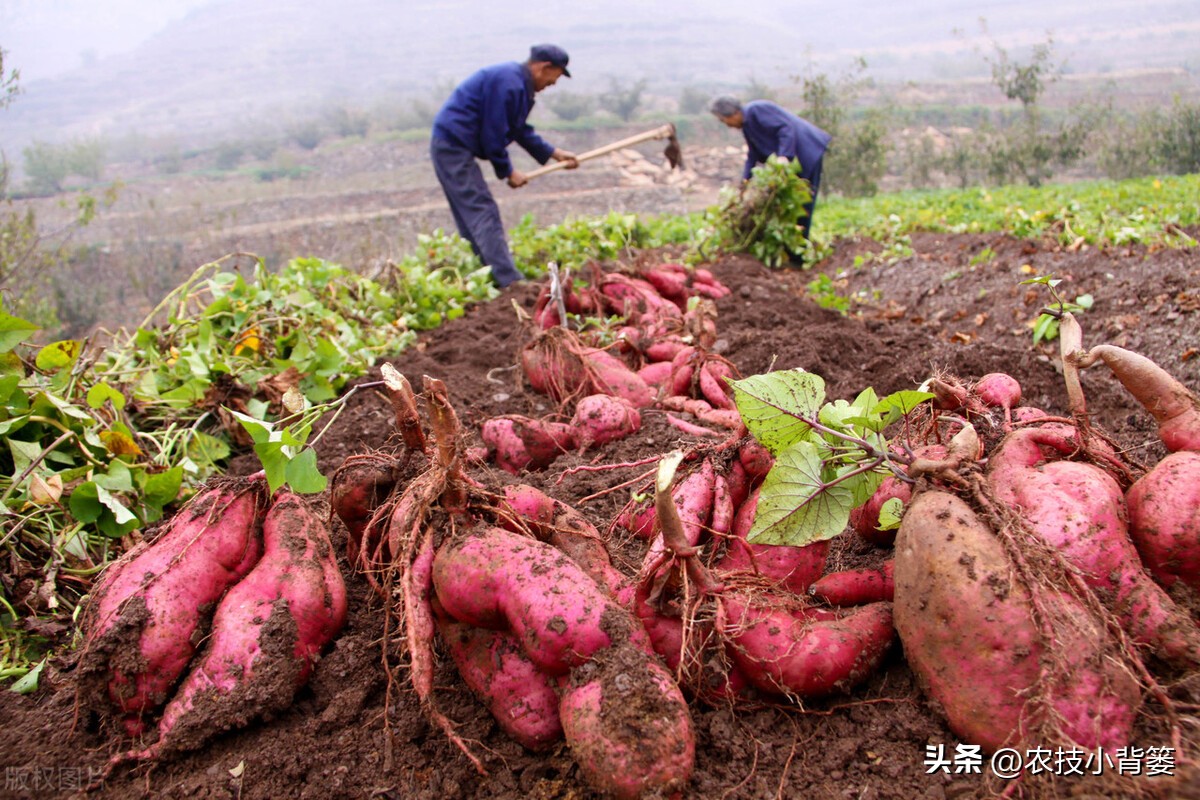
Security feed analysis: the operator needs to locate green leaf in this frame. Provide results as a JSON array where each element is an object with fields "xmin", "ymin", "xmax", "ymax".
[
  {"xmin": 68, "ymin": 482, "xmax": 103, "ymax": 524},
  {"xmin": 285, "ymin": 448, "xmax": 327, "ymax": 494},
  {"xmin": 873, "ymin": 390, "xmax": 936, "ymax": 429},
  {"xmin": 143, "ymin": 467, "xmax": 184, "ymax": 507},
  {"xmin": 254, "ymin": 440, "xmax": 289, "ymax": 494},
  {"xmin": 8, "ymin": 438, "xmax": 42, "ymax": 475},
  {"xmin": 95, "ymin": 484, "xmax": 139, "ymax": 527},
  {"xmin": 878, "ymin": 497, "xmax": 905, "ymax": 531},
  {"xmin": 227, "ymin": 408, "xmax": 274, "ymax": 444},
  {"xmin": 186, "ymin": 431, "xmax": 231, "ymax": 466},
  {"xmin": 0, "ymin": 313, "xmax": 40, "ymax": 353},
  {"xmin": 86, "ymin": 382, "xmax": 126, "ymax": 410},
  {"xmin": 10, "ymin": 659, "xmax": 46, "ymax": 695},
  {"xmin": 747, "ymin": 440, "xmax": 855, "ymax": 547},
  {"xmin": 730, "ymin": 370, "xmax": 826, "ymax": 456},
  {"xmin": 34, "ymin": 340, "xmax": 83, "ymax": 372},
  {"xmin": 94, "ymin": 461, "xmax": 134, "ymax": 493}
]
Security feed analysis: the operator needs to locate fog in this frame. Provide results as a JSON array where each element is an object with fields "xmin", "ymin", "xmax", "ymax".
[{"xmin": 1, "ymin": 0, "xmax": 1198, "ymax": 152}]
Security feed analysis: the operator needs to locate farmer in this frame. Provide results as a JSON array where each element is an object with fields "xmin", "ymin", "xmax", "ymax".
[
  {"xmin": 430, "ymin": 44, "xmax": 580, "ymax": 288},
  {"xmin": 710, "ymin": 96, "xmax": 832, "ymax": 263}
]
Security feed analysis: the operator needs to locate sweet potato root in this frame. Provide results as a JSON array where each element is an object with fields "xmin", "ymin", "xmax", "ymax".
[
  {"xmin": 120, "ymin": 491, "xmax": 347, "ymax": 760},
  {"xmin": 79, "ymin": 478, "xmax": 267, "ymax": 722},
  {"xmin": 436, "ymin": 616, "xmax": 563, "ymax": 751},
  {"xmin": 989, "ymin": 427, "xmax": 1200, "ymax": 667},
  {"xmin": 1126, "ymin": 451, "xmax": 1200, "ymax": 591},
  {"xmin": 559, "ymin": 641, "xmax": 695, "ymax": 800},
  {"xmin": 894, "ymin": 489, "xmax": 1140, "ymax": 752}
]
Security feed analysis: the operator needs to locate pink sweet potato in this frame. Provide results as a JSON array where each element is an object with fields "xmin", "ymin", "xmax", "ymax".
[
  {"xmin": 724, "ymin": 597, "xmax": 895, "ymax": 698},
  {"xmin": 973, "ymin": 372, "xmax": 1022, "ymax": 410},
  {"xmin": 714, "ymin": 485, "xmax": 828, "ymax": 594},
  {"xmin": 481, "ymin": 416, "xmax": 577, "ymax": 474},
  {"xmin": 989, "ymin": 427, "xmax": 1200, "ymax": 667},
  {"xmin": 128, "ymin": 491, "xmax": 347, "ymax": 758},
  {"xmin": 432, "ymin": 527, "xmax": 641, "ymax": 675},
  {"xmin": 894, "ymin": 489, "xmax": 1141, "ymax": 753},
  {"xmin": 570, "ymin": 393, "xmax": 641, "ymax": 448},
  {"xmin": 1126, "ymin": 450, "xmax": 1200, "ymax": 591},
  {"xmin": 810, "ymin": 562, "xmax": 895, "ymax": 606},
  {"xmin": 1073, "ymin": 344, "xmax": 1200, "ymax": 452},
  {"xmin": 79, "ymin": 478, "xmax": 267, "ymax": 720},
  {"xmin": 330, "ymin": 456, "xmax": 399, "ymax": 562},
  {"xmin": 643, "ymin": 458, "xmax": 716, "ymax": 568},
  {"xmin": 436, "ymin": 617, "xmax": 562, "ymax": 751},
  {"xmin": 501, "ymin": 484, "xmax": 627, "ymax": 595},
  {"xmin": 559, "ymin": 641, "xmax": 695, "ymax": 800},
  {"xmin": 849, "ymin": 475, "xmax": 911, "ymax": 547}
]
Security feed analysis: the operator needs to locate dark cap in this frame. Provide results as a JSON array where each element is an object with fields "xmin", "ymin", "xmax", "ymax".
[{"xmin": 529, "ymin": 44, "xmax": 571, "ymax": 77}]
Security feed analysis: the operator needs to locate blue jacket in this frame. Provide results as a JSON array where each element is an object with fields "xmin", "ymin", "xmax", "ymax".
[
  {"xmin": 432, "ymin": 62, "xmax": 556, "ymax": 180},
  {"xmin": 740, "ymin": 100, "xmax": 832, "ymax": 182}
]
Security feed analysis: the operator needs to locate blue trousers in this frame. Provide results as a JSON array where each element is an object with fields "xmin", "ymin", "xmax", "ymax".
[{"xmin": 430, "ymin": 137, "xmax": 522, "ymax": 288}]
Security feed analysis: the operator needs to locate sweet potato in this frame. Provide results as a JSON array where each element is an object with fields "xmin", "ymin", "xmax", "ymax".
[
  {"xmin": 1073, "ymin": 344, "xmax": 1200, "ymax": 452},
  {"xmin": 330, "ymin": 456, "xmax": 399, "ymax": 562},
  {"xmin": 501, "ymin": 485, "xmax": 627, "ymax": 595},
  {"xmin": 643, "ymin": 458, "xmax": 716, "ymax": 569},
  {"xmin": 811, "ymin": 562, "xmax": 895, "ymax": 606},
  {"xmin": 481, "ymin": 416, "xmax": 577, "ymax": 474},
  {"xmin": 714, "ymin": 485, "xmax": 828, "ymax": 594},
  {"xmin": 989, "ymin": 427, "xmax": 1200, "ymax": 667},
  {"xmin": 128, "ymin": 491, "xmax": 347, "ymax": 758},
  {"xmin": 432, "ymin": 526, "xmax": 641, "ymax": 675},
  {"xmin": 79, "ymin": 478, "xmax": 267, "ymax": 720},
  {"xmin": 724, "ymin": 597, "xmax": 895, "ymax": 698},
  {"xmin": 1126, "ymin": 450, "xmax": 1200, "ymax": 591},
  {"xmin": 973, "ymin": 372, "xmax": 1022, "ymax": 410},
  {"xmin": 849, "ymin": 475, "xmax": 910, "ymax": 547},
  {"xmin": 582, "ymin": 346, "xmax": 656, "ymax": 408},
  {"xmin": 570, "ymin": 393, "xmax": 641, "ymax": 448},
  {"xmin": 559, "ymin": 641, "xmax": 695, "ymax": 800},
  {"xmin": 436, "ymin": 616, "xmax": 563, "ymax": 751},
  {"xmin": 894, "ymin": 489, "xmax": 1140, "ymax": 752}
]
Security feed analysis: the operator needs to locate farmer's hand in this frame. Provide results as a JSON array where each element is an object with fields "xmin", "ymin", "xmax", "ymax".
[
  {"xmin": 507, "ymin": 170, "xmax": 529, "ymax": 188},
  {"xmin": 552, "ymin": 149, "xmax": 579, "ymax": 169}
]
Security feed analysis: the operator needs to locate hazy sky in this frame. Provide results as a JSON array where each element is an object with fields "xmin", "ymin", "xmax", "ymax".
[{"xmin": 1, "ymin": 0, "xmax": 210, "ymax": 81}]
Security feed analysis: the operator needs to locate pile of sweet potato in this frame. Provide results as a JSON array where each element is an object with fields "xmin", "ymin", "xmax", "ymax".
[
  {"xmin": 883, "ymin": 315, "xmax": 1200, "ymax": 757},
  {"xmin": 77, "ymin": 478, "xmax": 348, "ymax": 767}
]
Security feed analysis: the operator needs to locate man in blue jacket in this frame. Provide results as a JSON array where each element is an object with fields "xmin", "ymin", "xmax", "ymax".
[
  {"xmin": 431, "ymin": 44, "xmax": 579, "ymax": 288},
  {"xmin": 710, "ymin": 96, "xmax": 832, "ymax": 262}
]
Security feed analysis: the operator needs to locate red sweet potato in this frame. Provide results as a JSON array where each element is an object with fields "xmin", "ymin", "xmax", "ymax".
[
  {"xmin": 849, "ymin": 475, "xmax": 911, "ymax": 547},
  {"xmin": 79, "ymin": 478, "xmax": 267, "ymax": 720},
  {"xmin": 481, "ymin": 416, "xmax": 577, "ymax": 474},
  {"xmin": 559, "ymin": 641, "xmax": 695, "ymax": 800},
  {"xmin": 128, "ymin": 491, "xmax": 347, "ymax": 758},
  {"xmin": 501, "ymin": 484, "xmax": 627, "ymax": 595},
  {"xmin": 1126, "ymin": 450, "xmax": 1200, "ymax": 591},
  {"xmin": 1073, "ymin": 344, "xmax": 1200, "ymax": 452},
  {"xmin": 810, "ymin": 562, "xmax": 895, "ymax": 606},
  {"xmin": 724, "ymin": 597, "xmax": 895, "ymax": 698},
  {"xmin": 436, "ymin": 616, "xmax": 563, "ymax": 751},
  {"xmin": 973, "ymin": 372, "xmax": 1022, "ymax": 410},
  {"xmin": 330, "ymin": 456, "xmax": 399, "ymax": 562},
  {"xmin": 894, "ymin": 489, "xmax": 1141, "ymax": 753},
  {"xmin": 432, "ymin": 527, "xmax": 640, "ymax": 675},
  {"xmin": 643, "ymin": 458, "xmax": 716, "ymax": 568},
  {"xmin": 989, "ymin": 427, "xmax": 1200, "ymax": 667},
  {"xmin": 570, "ymin": 393, "xmax": 641, "ymax": 448},
  {"xmin": 713, "ymin": 485, "xmax": 828, "ymax": 594}
]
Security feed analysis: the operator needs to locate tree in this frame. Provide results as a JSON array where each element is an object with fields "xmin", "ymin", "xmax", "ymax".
[
  {"xmin": 599, "ymin": 78, "xmax": 647, "ymax": 122},
  {"xmin": 678, "ymin": 86, "xmax": 709, "ymax": 116},
  {"xmin": 1, "ymin": 46, "xmax": 18, "ymax": 109},
  {"xmin": 793, "ymin": 59, "xmax": 891, "ymax": 198},
  {"xmin": 547, "ymin": 92, "xmax": 594, "ymax": 122}
]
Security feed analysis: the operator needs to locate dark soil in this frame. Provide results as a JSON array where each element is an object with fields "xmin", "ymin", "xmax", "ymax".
[{"xmin": 3, "ymin": 232, "xmax": 1200, "ymax": 800}]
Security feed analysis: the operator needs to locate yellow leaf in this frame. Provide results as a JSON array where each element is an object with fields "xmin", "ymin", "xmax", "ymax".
[
  {"xmin": 100, "ymin": 430, "xmax": 143, "ymax": 457},
  {"xmin": 1019, "ymin": 264, "xmax": 1035, "ymax": 274},
  {"xmin": 29, "ymin": 474, "xmax": 64, "ymax": 505},
  {"xmin": 234, "ymin": 327, "xmax": 261, "ymax": 356}
]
